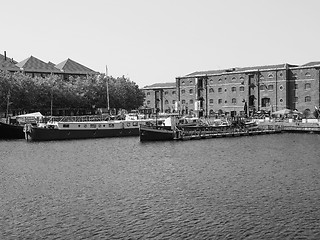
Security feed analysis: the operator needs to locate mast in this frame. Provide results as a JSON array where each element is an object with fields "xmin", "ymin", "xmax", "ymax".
[
  {"xmin": 106, "ymin": 65, "xmax": 110, "ymax": 113},
  {"xmin": 6, "ymin": 89, "xmax": 10, "ymax": 123}
]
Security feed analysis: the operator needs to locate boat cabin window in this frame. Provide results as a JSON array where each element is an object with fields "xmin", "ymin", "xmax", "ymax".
[
  {"xmin": 63, "ymin": 124, "xmax": 69, "ymax": 128},
  {"xmin": 133, "ymin": 122, "xmax": 138, "ymax": 126},
  {"xmin": 90, "ymin": 124, "xmax": 96, "ymax": 128},
  {"xmin": 109, "ymin": 123, "xmax": 114, "ymax": 127}
]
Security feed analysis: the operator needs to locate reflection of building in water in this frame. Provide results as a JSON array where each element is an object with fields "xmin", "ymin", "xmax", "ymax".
[{"xmin": 143, "ymin": 62, "xmax": 320, "ymax": 117}]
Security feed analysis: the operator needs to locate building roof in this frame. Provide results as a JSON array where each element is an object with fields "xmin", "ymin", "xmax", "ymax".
[
  {"xmin": 142, "ymin": 82, "xmax": 176, "ymax": 90},
  {"xmin": 0, "ymin": 53, "xmax": 19, "ymax": 71},
  {"xmin": 184, "ymin": 61, "xmax": 320, "ymax": 78},
  {"xmin": 301, "ymin": 61, "xmax": 320, "ymax": 67},
  {"xmin": 16, "ymin": 56, "xmax": 61, "ymax": 73},
  {"xmin": 55, "ymin": 58, "xmax": 98, "ymax": 75},
  {"xmin": 185, "ymin": 63, "xmax": 292, "ymax": 77}
]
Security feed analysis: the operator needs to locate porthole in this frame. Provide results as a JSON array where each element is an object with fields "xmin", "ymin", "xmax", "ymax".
[{"xmin": 279, "ymin": 85, "xmax": 284, "ymax": 91}]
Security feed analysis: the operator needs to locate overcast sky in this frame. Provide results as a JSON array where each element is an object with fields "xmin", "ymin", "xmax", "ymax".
[{"xmin": 2, "ymin": 0, "xmax": 320, "ymax": 87}]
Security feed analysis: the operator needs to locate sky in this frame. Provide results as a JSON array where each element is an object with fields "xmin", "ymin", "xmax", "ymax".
[{"xmin": 2, "ymin": 0, "xmax": 320, "ymax": 88}]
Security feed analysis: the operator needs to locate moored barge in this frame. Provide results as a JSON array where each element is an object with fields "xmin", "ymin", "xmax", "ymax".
[
  {"xmin": 24, "ymin": 115, "xmax": 165, "ymax": 141},
  {"xmin": 139, "ymin": 117, "xmax": 282, "ymax": 142}
]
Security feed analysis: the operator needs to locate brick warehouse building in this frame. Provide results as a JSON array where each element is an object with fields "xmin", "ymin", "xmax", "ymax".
[
  {"xmin": 143, "ymin": 62, "xmax": 320, "ymax": 117},
  {"xmin": 142, "ymin": 82, "xmax": 177, "ymax": 113}
]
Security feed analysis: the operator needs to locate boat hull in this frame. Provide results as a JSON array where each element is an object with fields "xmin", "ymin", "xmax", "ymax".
[
  {"xmin": 139, "ymin": 125, "xmax": 175, "ymax": 141},
  {"xmin": 0, "ymin": 122, "xmax": 24, "ymax": 139},
  {"xmin": 25, "ymin": 126, "xmax": 140, "ymax": 141}
]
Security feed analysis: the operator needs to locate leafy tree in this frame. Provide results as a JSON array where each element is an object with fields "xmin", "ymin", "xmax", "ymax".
[{"xmin": 0, "ymin": 71, "xmax": 145, "ymax": 116}]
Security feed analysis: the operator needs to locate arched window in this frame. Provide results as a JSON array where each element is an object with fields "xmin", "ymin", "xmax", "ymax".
[
  {"xmin": 147, "ymin": 100, "xmax": 150, "ymax": 105},
  {"xmin": 172, "ymin": 91, "xmax": 176, "ymax": 94},
  {"xmin": 232, "ymin": 98, "xmax": 237, "ymax": 104},
  {"xmin": 232, "ymin": 77, "xmax": 236, "ymax": 81},
  {"xmin": 209, "ymin": 88, "xmax": 214, "ymax": 93},
  {"xmin": 164, "ymin": 91, "xmax": 168, "ymax": 95},
  {"xmin": 268, "ymin": 73, "xmax": 274, "ymax": 78},
  {"xmin": 147, "ymin": 92, "xmax": 150, "ymax": 96},
  {"xmin": 305, "ymin": 72, "xmax": 311, "ymax": 77},
  {"xmin": 210, "ymin": 79, "xmax": 214, "ymax": 85},
  {"xmin": 164, "ymin": 100, "xmax": 169, "ymax": 104},
  {"xmin": 305, "ymin": 96, "xmax": 311, "ymax": 102},
  {"xmin": 209, "ymin": 99, "xmax": 214, "ymax": 104},
  {"xmin": 218, "ymin": 99, "xmax": 222, "ymax": 104},
  {"xmin": 189, "ymin": 99, "xmax": 193, "ymax": 104},
  {"xmin": 239, "ymin": 86, "xmax": 245, "ymax": 92},
  {"xmin": 181, "ymin": 80, "xmax": 185, "ymax": 85},
  {"xmin": 231, "ymin": 87, "xmax": 236, "ymax": 92},
  {"xmin": 181, "ymin": 99, "xmax": 186, "ymax": 104},
  {"xmin": 218, "ymin": 88, "xmax": 222, "ymax": 93},
  {"xmin": 189, "ymin": 89, "xmax": 193, "ymax": 94},
  {"xmin": 181, "ymin": 89, "xmax": 185, "ymax": 94}
]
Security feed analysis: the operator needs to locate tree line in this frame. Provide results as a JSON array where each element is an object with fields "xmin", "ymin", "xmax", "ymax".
[{"xmin": 0, "ymin": 71, "xmax": 145, "ymax": 116}]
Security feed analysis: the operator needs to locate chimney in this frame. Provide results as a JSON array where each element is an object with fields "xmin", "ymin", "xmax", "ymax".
[{"xmin": 4, "ymin": 51, "xmax": 7, "ymax": 61}]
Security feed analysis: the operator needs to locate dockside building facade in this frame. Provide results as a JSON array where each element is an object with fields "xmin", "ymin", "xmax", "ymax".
[{"xmin": 142, "ymin": 62, "xmax": 320, "ymax": 117}]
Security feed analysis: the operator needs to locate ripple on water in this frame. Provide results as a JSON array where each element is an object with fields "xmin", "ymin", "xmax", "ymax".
[{"xmin": 1, "ymin": 134, "xmax": 320, "ymax": 239}]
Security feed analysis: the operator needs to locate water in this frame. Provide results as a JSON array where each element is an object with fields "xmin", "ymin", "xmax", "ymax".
[{"xmin": 1, "ymin": 133, "xmax": 320, "ymax": 239}]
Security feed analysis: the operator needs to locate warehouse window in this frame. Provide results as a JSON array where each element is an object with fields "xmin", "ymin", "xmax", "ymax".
[
  {"xmin": 305, "ymin": 83, "xmax": 311, "ymax": 90},
  {"xmin": 268, "ymin": 85, "xmax": 274, "ymax": 91}
]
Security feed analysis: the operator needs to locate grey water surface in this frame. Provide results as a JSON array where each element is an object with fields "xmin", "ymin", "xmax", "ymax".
[{"xmin": 1, "ymin": 133, "xmax": 320, "ymax": 239}]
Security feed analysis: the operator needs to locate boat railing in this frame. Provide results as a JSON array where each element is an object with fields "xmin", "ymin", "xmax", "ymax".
[{"xmin": 47, "ymin": 115, "xmax": 109, "ymax": 123}]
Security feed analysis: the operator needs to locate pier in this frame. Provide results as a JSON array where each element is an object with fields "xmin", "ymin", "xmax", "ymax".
[
  {"xmin": 257, "ymin": 119, "xmax": 320, "ymax": 134},
  {"xmin": 175, "ymin": 127, "xmax": 282, "ymax": 141}
]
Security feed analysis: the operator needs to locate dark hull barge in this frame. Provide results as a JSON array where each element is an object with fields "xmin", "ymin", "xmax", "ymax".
[
  {"xmin": 0, "ymin": 121, "xmax": 24, "ymax": 139},
  {"xmin": 24, "ymin": 119, "xmax": 148, "ymax": 141},
  {"xmin": 139, "ymin": 120, "xmax": 282, "ymax": 142}
]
